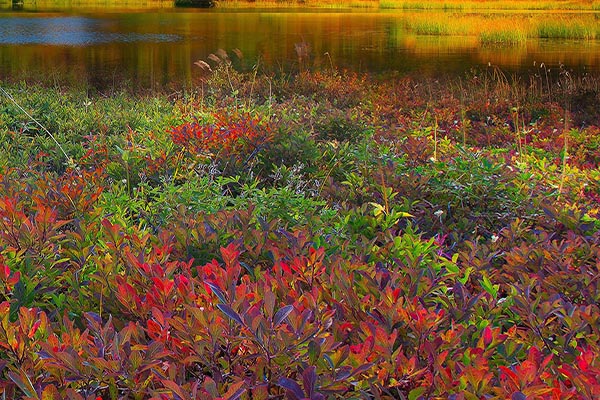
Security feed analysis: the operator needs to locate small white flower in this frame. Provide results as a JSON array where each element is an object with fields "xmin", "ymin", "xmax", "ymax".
[
  {"xmin": 434, "ymin": 210, "xmax": 444, "ymax": 218},
  {"xmin": 491, "ymin": 235, "xmax": 499, "ymax": 243}
]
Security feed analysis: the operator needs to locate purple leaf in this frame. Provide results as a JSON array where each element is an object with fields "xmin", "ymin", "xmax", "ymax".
[
  {"xmin": 277, "ymin": 377, "xmax": 305, "ymax": 400},
  {"xmin": 333, "ymin": 366, "xmax": 352, "ymax": 381},
  {"xmin": 302, "ymin": 366, "xmax": 317, "ymax": 398},
  {"xmin": 350, "ymin": 363, "xmax": 374, "ymax": 378},
  {"xmin": 227, "ymin": 388, "xmax": 247, "ymax": 400},
  {"xmin": 206, "ymin": 281, "xmax": 228, "ymax": 304},
  {"xmin": 273, "ymin": 304, "xmax": 294, "ymax": 327},
  {"xmin": 217, "ymin": 304, "xmax": 244, "ymax": 326}
]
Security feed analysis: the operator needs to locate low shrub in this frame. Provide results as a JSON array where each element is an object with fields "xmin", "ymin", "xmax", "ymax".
[{"xmin": 0, "ymin": 68, "xmax": 599, "ymax": 398}]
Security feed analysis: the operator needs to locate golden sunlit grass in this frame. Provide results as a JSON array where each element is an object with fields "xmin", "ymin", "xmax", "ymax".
[
  {"xmin": 480, "ymin": 28, "xmax": 528, "ymax": 46},
  {"xmin": 210, "ymin": 0, "xmax": 600, "ymax": 10},
  {"xmin": 7, "ymin": 0, "xmax": 600, "ymax": 11},
  {"xmin": 378, "ymin": 0, "xmax": 600, "ymax": 10},
  {"xmin": 210, "ymin": 1, "xmax": 600, "ymax": 45},
  {"xmin": 537, "ymin": 18, "xmax": 598, "ymax": 39},
  {"xmin": 212, "ymin": 0, "xmax": 379, "ymax": 7},
  {"xmin": 399, "ymin": 12, "xmax": 599, "ymax": 45}
]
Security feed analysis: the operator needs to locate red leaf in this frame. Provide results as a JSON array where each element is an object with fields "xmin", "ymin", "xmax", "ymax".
[
  {"xmin": 482, "ymin": 325, "xmax": 493, "ymax": 347},
  {"xmin": 220, "ymin": 243, "xmax": 240, "ymax": 269},
  {"xmin": 162, "ymin": 379, "xmax": 191, "ymax": 400},
  {"xmin": 28, "ymin": 320, "xmax": 41, "ymax": 339}
]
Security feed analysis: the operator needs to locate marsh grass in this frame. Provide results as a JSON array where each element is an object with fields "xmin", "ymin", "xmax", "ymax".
[
  {"xmin": 479, "ymin": 29, "xmax": 527, "ymax": 46},
  {"xmin": 408, "ymin": 17, "xmax": 474, "ymax": 35},
  {"xmin": 380, "ymin": 0, "xmax": 464, "ymax": 9},
  {"xmin": 375, "ymin": 0, "xmax": 600, "ymax": 10},
  {"xmin": 212, "ymin": 0, "xmax": 600, "ymax": 10},
  {"xmin": 399, "ymin": 12, "xmax": 599, "ymax": 45},
  {"xmin": 214, "ymin": 0, "xmax": 378, "ymax": 7},
  {"xmin": 10, "ymin": 0, "xmax": 600, "ymax": 10},
  {"xmin": 537, "ymin": 19, "xmax": 597, "ymax": 39}
]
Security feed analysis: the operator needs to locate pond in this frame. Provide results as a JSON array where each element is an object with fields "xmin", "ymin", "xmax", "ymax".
[{"xmin": 1, "ymin": 5, "xmax": 599, "ymax": 90}]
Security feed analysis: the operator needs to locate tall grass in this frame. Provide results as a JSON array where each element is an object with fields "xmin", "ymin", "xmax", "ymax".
[
  {"xmin": 10, "ymin": 0, "xmax": 600, "ymax": 11},
  {"xmin": 13, "ymin": 0, "xmax": 600, "ymax": 10},
  {"xmin": 537, "ymin": 20, "xmax": 597, "ymax": 40},
  {"xmin": 479, "ymin": 29, "xmax": 527, "ymax": 46},
  {"xmin": 410, "ymin": 20, "xmax": 462, "ymax": 35},
  {"xmin": 245, "ymin": 0, "xmax": 600, "ymax": 10},
  {"xmin": 400, "ymin": 12, "xmax": 598, "ymax": 45},
  {"xmin": 377, "ymin": 0, "xmax": 600, "ymax": 11}
]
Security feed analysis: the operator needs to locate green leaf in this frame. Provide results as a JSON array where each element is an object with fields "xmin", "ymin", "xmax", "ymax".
[
  {"xmin": 445, "ymin": 261, "xmax": 459, "ymax": 274},
  {"xmin": 480, "ymin": 274, "xmax": 499, "ymax": 298},
  {"xmin": 308, "ymin": 340, "xmax": 321, "ymax": 365},
  {"xmin": 8, "ymin": 370, "xmax": 38, "ymax": 399},
  {"xmin": 369, "ymin": 202, "xmax": 385, "ymax": 217},
  {"xmin": 408, "ymin": 386, "xmax": 426, "ymax": 400}
]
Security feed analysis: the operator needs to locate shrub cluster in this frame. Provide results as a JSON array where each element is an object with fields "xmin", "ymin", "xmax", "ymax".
[{"xmin": 0, "ymin": 67, "xmax": 599, "ymax": 398}]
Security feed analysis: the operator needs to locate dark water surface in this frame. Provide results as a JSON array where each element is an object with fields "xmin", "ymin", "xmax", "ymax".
[{"xmin": 1, "ymin": 8, "xmax": 599, "ymax": 90}]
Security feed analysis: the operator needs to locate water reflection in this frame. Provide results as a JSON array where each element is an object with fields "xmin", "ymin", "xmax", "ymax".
[
  {"xmin": 0, "ymin": 9, "xmax": 599, "ymax": 90},
  {"xmin": 0, "ymin": 17, "xmax": 180, "ymax": 44}
]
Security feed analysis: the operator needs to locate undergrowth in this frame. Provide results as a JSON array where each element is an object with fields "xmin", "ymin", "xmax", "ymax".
[{"xmin": 0, "ymin": 64, "xmax": 599, "ymax": 398}]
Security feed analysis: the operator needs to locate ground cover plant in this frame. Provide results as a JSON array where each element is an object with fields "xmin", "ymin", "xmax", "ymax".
[{"xmin": 0, "ymin": 62, "xmax": 599, "ymax": 399}]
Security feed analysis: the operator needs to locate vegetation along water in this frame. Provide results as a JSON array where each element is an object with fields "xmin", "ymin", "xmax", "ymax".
[{"xmin": 0, "ymin": 0, "xmax": 599, "ymax": 398}]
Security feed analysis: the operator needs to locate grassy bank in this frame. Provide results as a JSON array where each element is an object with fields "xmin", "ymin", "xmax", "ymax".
[
  {"xmin": 0, "ymin": 65, "xmax": 599, "ymax": 398},
  {"xmin": 213, "ymin": 0, "xmax": 600, "ymax": 10},
  {"xmin": 4, "ymin": 0, "xmax": 600, "ymax": 10}
]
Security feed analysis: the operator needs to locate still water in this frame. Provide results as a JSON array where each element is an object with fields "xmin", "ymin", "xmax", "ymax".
[{"xmin": 1, "ymin": 7, "xmax": 599, "ymax": 89}]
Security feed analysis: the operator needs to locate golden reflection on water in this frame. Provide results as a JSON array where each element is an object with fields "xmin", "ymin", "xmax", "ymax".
[{"xmin": 1, "ymin": 9, "xmax": 599, "ymax": 89}]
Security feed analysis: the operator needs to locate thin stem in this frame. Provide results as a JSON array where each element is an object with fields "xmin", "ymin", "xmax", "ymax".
[
  {"xmin": 433, "ymin": 117, "xmax": 438, "ymax": 161},
  {"xmin": 0, "ymin": 86, "xmax": 73, "ymax": 167},
  {"xmin": 558, "ymin": 110, "xmax": 570, "ymax": 201}
]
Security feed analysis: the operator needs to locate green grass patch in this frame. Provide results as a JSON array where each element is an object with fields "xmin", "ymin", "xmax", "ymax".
[
  {"xmin": 479, "ymin": 29, "xmax": 527, "ymax": 46},
  {"xmin": 537, "ymin": 19, "xmax": 597, "ymax": 39}
]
